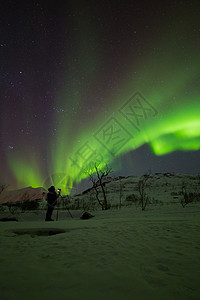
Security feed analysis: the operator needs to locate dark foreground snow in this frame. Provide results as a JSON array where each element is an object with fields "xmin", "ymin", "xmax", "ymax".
[{"xmin": 0, "ymin": 204, "xmax": 200, "ymax": 300}]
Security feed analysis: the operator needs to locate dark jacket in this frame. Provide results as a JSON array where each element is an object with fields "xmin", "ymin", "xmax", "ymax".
[{"xmin": 47, "ymin": 191, "xmax": 58, "ymax": 206}]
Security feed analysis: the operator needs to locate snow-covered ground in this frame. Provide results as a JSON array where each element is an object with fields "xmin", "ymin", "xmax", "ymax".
[{"xmin": 0, "ymin": 203, "xmax": 200, "ymax": 300}]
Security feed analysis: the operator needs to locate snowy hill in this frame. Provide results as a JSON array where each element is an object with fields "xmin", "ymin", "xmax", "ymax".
[
  {"xmin": 0, "ymin": 174, "xmax": 199, "ymax": 210},
  {"xmin": 70, "ymin": 173, "xmax": 200, "ymax": 209},
  {"xmin": 0, "ymin": 186, "xmax": 47, "ymax": 205}
]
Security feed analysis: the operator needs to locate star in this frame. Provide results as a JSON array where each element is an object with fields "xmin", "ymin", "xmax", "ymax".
[{"xmin": 8, "ymin": 146, "xmax": 14, "ymax": 150}]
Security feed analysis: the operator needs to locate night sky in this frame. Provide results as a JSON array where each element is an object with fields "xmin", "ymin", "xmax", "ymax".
[{"xmin": 1, "ymin": 0, "xmax": 200, "ymax": 193}]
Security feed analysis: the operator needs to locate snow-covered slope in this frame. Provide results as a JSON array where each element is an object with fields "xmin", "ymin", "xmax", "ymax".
[
  {"xmin": 71, "ymin": 173, "xmax": 200, "ymax": 209},
  {"xmin": 0, "ymin": 186, "xmax": 47, "ymax": 205}
]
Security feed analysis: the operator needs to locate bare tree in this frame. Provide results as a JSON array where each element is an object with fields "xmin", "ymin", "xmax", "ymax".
[
  {"xmin": 138, "ymin": 175, "xmax": 150, "ymax": 211},
  {"xmin": 180, "ymin": 181, "xmax": 194, "ymax": 208},
  {"xmin": 119, "ymin": 179, "xmax": 123, "ymax": 209},
  {"xmin": 88, "ymin": 172, "xmax": 103, "ymax": 209},
  {"xmin": 0, "ymin": 184, "xmax": 9, "ymax": 195},
  {"xmin": 87, "ymin": 163, "xmax": 112, "ymax": 210},
  {"xmin": 197, "ymin": 174, "xmax": 200, "ymax": 186}
]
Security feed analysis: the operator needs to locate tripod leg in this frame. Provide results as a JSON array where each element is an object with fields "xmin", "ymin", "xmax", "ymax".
[
  {"xmin": 67, "ymin": 208, "xmax": 73, "ymax": 218},
  {"xmin": 56, "ymin": 200, "xmax": 60, "ymax": 221}
]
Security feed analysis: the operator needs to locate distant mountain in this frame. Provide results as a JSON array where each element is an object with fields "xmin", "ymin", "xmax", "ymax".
[{"xmin": 0, "ymin": 186, "xmax": 47, "ymax": 205}]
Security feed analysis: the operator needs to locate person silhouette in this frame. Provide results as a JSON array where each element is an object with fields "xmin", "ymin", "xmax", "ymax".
[{"xmin": 45, "ymin": 186, "xmax": 60, "ymax": 221}]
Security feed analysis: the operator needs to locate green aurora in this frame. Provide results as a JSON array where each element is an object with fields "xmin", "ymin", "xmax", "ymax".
[
  {"xmin": 6, "ymin": 3, "xmax": 200, "ymax": 194},
  {"xmin": 8, "ymin": 87, "xmax": 200, "ymax": 194}
]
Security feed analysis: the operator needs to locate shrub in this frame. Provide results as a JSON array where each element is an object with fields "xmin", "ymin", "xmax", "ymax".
[
  {"xmin": 125, "ymin": 194, "xmax": 139, "ymax": 203},
  {"xmin": 180, "ymin": 181, "xmax": 200, "ymax": 207},
  {"xmin": 6, "ymin": 200, "xmax": 40, "ymax": 213},
  {"xmin": 20, "ymin": 200, "xmax": 40, "ymax": 211}
]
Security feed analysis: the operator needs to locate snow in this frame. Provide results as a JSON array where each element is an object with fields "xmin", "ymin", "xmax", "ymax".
[
  {"xmin": 71, "ymin": 173, "xmax": 200, "ymax": 211},
  {"xmin": 0, "ymin": 203, "xmax": 200, "ymax": 300},
  {"xmin": 0, "ymin": 187, "xmax": 46, "ymax": 205}
]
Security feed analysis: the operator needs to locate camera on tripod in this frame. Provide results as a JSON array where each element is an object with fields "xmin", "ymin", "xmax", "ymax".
[{"xmin": 55, "ymin": 188, "xmax": 73, "ymax": 220}]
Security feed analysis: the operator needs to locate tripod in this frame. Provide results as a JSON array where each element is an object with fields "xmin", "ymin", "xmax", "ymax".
[{"xmin": 56, "ymin": 194, "xmax": 73, "ymax": 221}]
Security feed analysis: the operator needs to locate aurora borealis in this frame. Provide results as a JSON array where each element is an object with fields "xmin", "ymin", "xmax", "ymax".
[{"xmin": 1, "ymin": 1, "xmax": 200, "ymax": 194}]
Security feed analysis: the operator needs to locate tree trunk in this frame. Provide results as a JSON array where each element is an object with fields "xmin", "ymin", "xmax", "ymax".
[
  {"xmin": 94, "ymin": 185, "xmax": 104, "ymax": 210},
  {"xmin": 100, "ymin": 179, "xmax": 108, "ymax": 210}
]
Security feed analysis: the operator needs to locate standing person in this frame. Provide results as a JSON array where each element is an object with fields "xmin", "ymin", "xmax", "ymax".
[{"xmin": 45, "ymin": 186, "xmax": 60, "ymax": 221}]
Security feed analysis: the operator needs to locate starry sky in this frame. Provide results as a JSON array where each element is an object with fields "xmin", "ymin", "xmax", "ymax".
[{"xmin": 1, "ymin": 0, "xmax": 200, "ymax": 193}]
